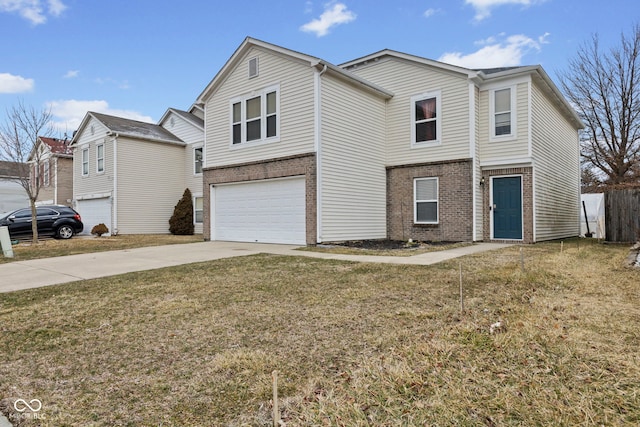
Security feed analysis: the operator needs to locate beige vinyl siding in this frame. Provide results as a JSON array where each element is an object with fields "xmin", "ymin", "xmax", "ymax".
[
  {"xmin": 349, "ymin": 57, "xmax": 471, "ymax": 166},
  {"xmin": 116, "ymin": 138, "xmax": 185, "ymax": 234},
  {"xmin": 73, "ymin": 135, "xmax": 115, "ymax": 197},
  {"xmin": 473, "ymin": 86, "xmax": 484, "ymax": 241},
  {"xmin": 319, "ymin": 74, "xmax": 387, "ymax": 241},
  {"xmin": 162, "ymin": 112, "xmax": 202, "ymax": 144},
  {"xmin": 531, "ymin": 81, "xmax": 580, "ymax": 241},
  {"xmin": 205, "ymin": 46, "xmax": 316, "ymax": 167},
  {"xmin": 163, "ymin": 111, "xmax": 205, "ymax": 233},
  {"xmin": 478, "ymin": 82, "xmax": 530, "ymax": 162}
]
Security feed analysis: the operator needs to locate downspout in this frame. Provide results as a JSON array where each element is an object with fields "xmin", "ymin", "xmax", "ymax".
[
  {"xmin": 314, "ymin": 64, "xmax": 328, "ymax": 243},
  {"xmin": 107, "ymin": 132, "xmax": 119, "ymax": 235}
]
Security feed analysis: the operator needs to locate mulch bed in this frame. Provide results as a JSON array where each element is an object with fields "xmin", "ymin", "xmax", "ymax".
[{"xmin": 322, "ymin": 239, "xmax": 459, "ymax": 251}]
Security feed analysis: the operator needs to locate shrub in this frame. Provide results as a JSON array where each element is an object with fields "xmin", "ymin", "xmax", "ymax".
[
  {"xmin": 91, "ymin": 223, "xmax": 109, "ymax": 237},
  {"xmin": 169, "ymin": 188, "xmax": 194, "ymax": 235}
]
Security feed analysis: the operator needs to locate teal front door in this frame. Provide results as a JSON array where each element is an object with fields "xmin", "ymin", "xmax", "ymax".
[{"xmin": 492, "ymin": 176, "xmax": 523, "ymax": 240}]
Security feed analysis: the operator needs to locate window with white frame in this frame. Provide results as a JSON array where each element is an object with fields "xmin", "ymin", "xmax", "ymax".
[
  {"xmin": 194, "ymin": 196, "xmax": 203, "ymax": 223},
  {"xmin": 194, "ymin": 147, "xmax": 203, "ymax": 174},
  {"xmin": 231, "ymin": 85, "xmax": 279, "ymax": 145},
  {"xmin": 414, "ymin": 177, "xmax": 439, "ymax": 224},
  {"xmin": 411, "ymin": 91, "xmax": 441, "ymax": 146},
  {"xmin": 42, "ymin": 160, "xmax": 50, "ymax": 187},
  {"xmin": 82, "ymin": 148, "xmax": 89, "ymax": 176},
  {"xmin": 490, "ymin": 87, "xmax": 516, "ymax": 139},
  {"xmin": 96, "ymin": 143, "xmax": 104, "ymax": 173}
]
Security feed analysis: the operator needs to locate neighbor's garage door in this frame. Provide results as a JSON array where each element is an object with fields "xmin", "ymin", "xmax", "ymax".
[
  {"xmin": 77, "ymin": 198, "xmax": 112, "ymax": 235},
  {"xmin": 213, "ymin": 177, "xmax": 306, "ymax": 245}
]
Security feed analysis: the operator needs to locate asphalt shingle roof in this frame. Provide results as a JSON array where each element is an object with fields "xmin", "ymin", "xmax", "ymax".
[{"xmin": 91, "ymin": 112, "xmax": 183, "ymax": 144}]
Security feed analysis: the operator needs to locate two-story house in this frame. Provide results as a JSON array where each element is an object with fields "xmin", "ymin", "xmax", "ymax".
[
  {"xmin": 30, "ymin": 136, "xmax": 74, "ymax": 207},
  {"xmin": 197, "ymin": 37, "xmax": 582, "ymax": 245},
  {"xmin": 70, "ymin": 107, "xmax": 204, "ymax": 235}
]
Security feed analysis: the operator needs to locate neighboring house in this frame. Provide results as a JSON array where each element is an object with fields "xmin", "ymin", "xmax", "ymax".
[
  {"xmin": 197, "ymin": 37, "xmax": 583, "ymax": 245},
  {"xmin": 70, "ymin": 108, "xmax": 204, "ymax": 235},
  {"xmin": 0, "ymin": 161, "xmax": 29, "ymax": 214},
  {"xmin": 29, "ymin": 136, "xmax": 74, "ymax": 207}
]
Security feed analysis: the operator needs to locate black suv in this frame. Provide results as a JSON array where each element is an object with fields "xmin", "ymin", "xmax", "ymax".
[{"xmin": 0, "ymin": 205, "xmax": 84, "ymax": 239}]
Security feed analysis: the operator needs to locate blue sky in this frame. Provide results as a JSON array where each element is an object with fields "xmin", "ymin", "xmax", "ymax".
[{"xmin": 0, "ymin": 0, "xmax": 637, "ymax": 135}]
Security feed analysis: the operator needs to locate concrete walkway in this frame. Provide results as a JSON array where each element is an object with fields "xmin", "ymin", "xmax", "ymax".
[{"xmin": 0, "ymin": 241, "xmax": 511, "ymax": 293}]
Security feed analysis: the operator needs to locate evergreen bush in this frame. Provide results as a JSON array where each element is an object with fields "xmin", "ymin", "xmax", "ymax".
[{"xmin": 169, "ymin": 188, "xmax": 194, "ymax": 235}]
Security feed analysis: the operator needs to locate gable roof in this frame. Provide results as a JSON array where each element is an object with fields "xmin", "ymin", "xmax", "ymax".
[
  {"xmin": 39, "ymin": 136, "xmax": 73, "ymax": 156},
  {"xmin": 158, "ymin": 108, "xmax": 204, "ymax": 130},
  {"xmin": 196, "ymin": 37, "xmax": 393, "ymax": 104},
  {"xmin": 71, "ymin": 112, "xmax": 184, "ymax": 146},
  {"xmin": 340, "ymin": 49, "xmax": 479, "ymax": 79}
]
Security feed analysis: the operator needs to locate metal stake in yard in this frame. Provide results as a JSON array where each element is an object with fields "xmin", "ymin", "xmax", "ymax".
[
  {"xmin": 272, "ymin": 370, "xmax": 280, "ymax": 427},
  {"xmin": 459, "ymin": 261, "xmax": 464, "ymax": 313},
  {"xmin": 520, "ymin": 247, "xmax": 525, "ymax": 272}
]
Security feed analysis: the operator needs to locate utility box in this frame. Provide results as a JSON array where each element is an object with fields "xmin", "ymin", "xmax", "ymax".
[{"xmin": 0, "ymin": 226, "xmax": 14, "ymax": 258}]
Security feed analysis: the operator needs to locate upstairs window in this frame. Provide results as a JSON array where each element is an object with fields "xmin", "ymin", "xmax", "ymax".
[
  {"xmin": 96, "ymin": 143, "xmax": 104, "ymax": 173},
  {"xmin": 414, "ymin": 177, "xmax": 439, "ymax": 224},
  {"xmin": 42, "ymin": 160, "xmax": 50, "ymax": 187},
  {"xmin": 82, "ymin": 148, "xmax": 89, "ymax": 176},
  {"xmin": 490, "ymin": 87, "xmax": 516, "ymax": 140},
  {"xmin": 231, "ymin": 85, "xmax": 280, "ymax": 146},
  {"xmin": 194, "ymin": 147, "xmax": 203, "ymax": 174},
  {"xmin": 411, "ymin": 91, "xmax": 441, "ymax": 146}
]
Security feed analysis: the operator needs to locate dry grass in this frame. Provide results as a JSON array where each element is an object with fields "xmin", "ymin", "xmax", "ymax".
[
  {"xmin": 0, "ymin": 234, "xmax": 203, "ymax": 264},
  {"xmin": 0, "ymin": 239, "xmax": 638, "ymax": 426}
]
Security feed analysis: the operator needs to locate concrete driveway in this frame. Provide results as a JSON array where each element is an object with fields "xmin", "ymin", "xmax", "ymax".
[{"xmin": 0, "ymin": 241, "xmax": 511, "ymax": 293}]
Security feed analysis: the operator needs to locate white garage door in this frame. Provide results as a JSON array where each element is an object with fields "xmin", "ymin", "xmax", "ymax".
[
  {"xmin": 77, "ymin": 198, "xmax": 112, "ymax": 236},
  {"xmin": 213, "ymin": 177, "xmax": 306, "ymax": 245}
]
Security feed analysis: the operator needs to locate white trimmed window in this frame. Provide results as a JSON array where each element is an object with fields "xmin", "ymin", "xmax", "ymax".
[
  {"xmin": 194, "ymin": 196, "xmax": 203, "ymax": 223},
  {"xmin": 231, "ymin": 85, "xmax": 279, "ymax": 145},
  {"xmin": 82, "ymin": 148, "xmax": 89, "ymax": 176},
  {"xmin": 42, "ymin": 160, "xmax": 50, "ymax": 187},
  {"xmin": 96, "ymin": 143, "xmax": 104, "ymax": 173},
  {"xmin": 411, "ymin": 90, "xmax": 441, "ymax": 146},
  {"xmin": 490, "ymin": 87, "xmax": 516, "ymax": 140},
  {"xmin": 194, "ymin": 146, "xmax": 203, "ymax": 174},
  {"xmin": 414, "ymin": 177, "xmax": 439, "ymax": 224}
]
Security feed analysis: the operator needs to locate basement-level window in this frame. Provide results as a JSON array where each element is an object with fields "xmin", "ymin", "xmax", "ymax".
[{"xmin": 414, "ymin": 177, "xmax": 439, "ymax": 224}]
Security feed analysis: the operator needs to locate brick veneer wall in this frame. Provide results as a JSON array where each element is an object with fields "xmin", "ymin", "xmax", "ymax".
[
  {"xmin": 387, "ymin": 159, "xmax": 473, "ymax": 242},
  {"xmin": 481, "ymin": 167, "xmax": 534, "ymax": 243},
  {"xmin": 202, "ymin": 153, "xmax": 317, "ymax": 244}
]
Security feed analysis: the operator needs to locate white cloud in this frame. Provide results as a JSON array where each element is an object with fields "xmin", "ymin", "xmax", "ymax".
[
  {"xmin": 63, "ymin": 70, "xmax": 79, "ymax": 79},
  {"xmin": 439, "ymin": 33, "xmax": 544, "ymax": 68},
  {"xmin": 424, "ymin": 8, "xmax": 440, "ymax": 18},
  {"xmin": 0, "ymin": 0, "xmax": 67, "ymax": 25},
  {"xmin": 465, "ymin": 0, "xmax": 545, "ymax": 21},
  {"xmin": 300, "ymin": 2, "xmax": 356, "ymax": 37},
  {"xmin": 47, "ymin": 99, "xmax": 154, "ymax": 134},
  {"xmin": 0, "ymin": 72, "xmax": 34, "ymax": 93}
]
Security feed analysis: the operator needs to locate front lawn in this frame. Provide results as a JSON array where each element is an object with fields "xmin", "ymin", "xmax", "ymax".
[
  {"xmin": 0, "ymin": 234, "xmax": 203, "ymax": 264},
  {"xmin": 0, "ymin": 240, "xmax": 638, "ymax": 425}
]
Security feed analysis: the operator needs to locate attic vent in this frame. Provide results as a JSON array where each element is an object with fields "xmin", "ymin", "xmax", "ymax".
[
  {"xmin": 170, "ymin": 117, "xmax": 175, "ymax": 128},
  {"xmin": 248, "ymin": 57, "xmax": 259, "ymax": 78}
]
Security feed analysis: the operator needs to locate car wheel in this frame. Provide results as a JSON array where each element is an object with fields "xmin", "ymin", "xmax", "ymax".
[{"xmin": 55, "ymin": 225, "xmax": 74, "ymax": 239}]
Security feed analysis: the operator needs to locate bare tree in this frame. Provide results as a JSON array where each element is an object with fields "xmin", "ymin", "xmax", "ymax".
[
  {"xmin": 0, "ymin": 101, "xmax": 55, "ymax": 243},
  {"xmin": 559, "ymin": 24, "xmax": 640, "ymax": 187}
]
